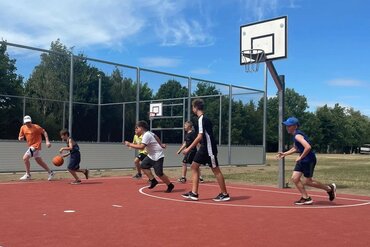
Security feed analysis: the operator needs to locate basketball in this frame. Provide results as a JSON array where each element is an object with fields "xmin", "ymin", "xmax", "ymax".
[{"xmin": 52, "ymin": 155, "xmax": 64, "ymax": 167}]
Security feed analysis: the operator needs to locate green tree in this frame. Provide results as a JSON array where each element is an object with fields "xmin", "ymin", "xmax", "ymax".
[
  {"xmin": 298, "ymin": 112, "xmax": 322, "ymax": 152},
  {"xmin": 316, "ymin": 105, "xmax": 341, "ymax": 153},
  {"xmin": 100, "ymin": 68, "xmax": 153, "ymax": 142},
  {"xmin": 263, "ymin": 88, "xmax": 310, "ymax": 151},
  {"xmin": 155, "ymin": 79, "xmax": 187, "ymax": 100},
  {"xmin": 345, "ymin": 108, "xmax": 367, "ymax": 152},
  {"xmin": 152, "ymin": 79, "xmax": 187, "ymax": 143},
  {"xmin": 24, "ymin": 40, "xmax": 72, "ymax": 139},
  {"xmin": 0, "ymin": 43, "xmax": 24, "ymax": 139},
  {"xmin": 192, "ymin": 82, "xmax": 224, "ymax": 143}
]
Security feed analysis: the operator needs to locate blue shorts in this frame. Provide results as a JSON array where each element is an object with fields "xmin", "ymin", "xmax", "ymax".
[
  {"xmin": 294, "ymin": 157, "xmax": 317, "ymax": 178},
  {"xmin": 68, "ymin": 152, "xmax": 81, "ymax": 171}
]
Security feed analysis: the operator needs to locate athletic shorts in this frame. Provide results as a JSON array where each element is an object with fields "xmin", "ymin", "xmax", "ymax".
[
  {"xmin": 136, "ymin": 153, "xmax": 147, "ymax": 161},
  {"xmin": 193, "ymin": 149, "xmax": 219, "ymax": 168},
  {"xmin": 294, "ymin": 157, "xmax": 317, "ymax": 178},
  {"xmin": 182, "ymin": 150, "xmax": 196, "ymax": 165},
  {"xmin": 140, "ymin": 157, "xmax": 164, "ymax": 177},
  {"xmin": 25, "ymin": 147, "xmax": 41, "ymax": 158},
  {"xmin": 68, "ymin": 152, "xmax": 81, "ymax": 171}
]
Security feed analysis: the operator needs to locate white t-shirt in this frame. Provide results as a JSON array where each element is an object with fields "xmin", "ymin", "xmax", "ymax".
[{"xmin": 141, "ymin": 131, "xmax": 164, "ymax": 161}]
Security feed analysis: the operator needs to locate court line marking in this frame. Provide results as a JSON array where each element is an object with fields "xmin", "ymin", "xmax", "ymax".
[
  {"xmin": 2, "ymin": 176, "xmax": 369, "ymax": 208},
  {"xmin": 0, "ymin": 176, "xmax": 130, "ymax": 185},
  {"xmin": 2, "ymin": 176, "xmax": 369, "ymax": 202},
  {"xmin": 215, "ymin": 184, "xmax": 370, "ymax": 203},
  {"xmin": 64, "ymin": 210, "xmax": 76, "ymax": 213},
  {"xmin": 139, "ymin": 184, "xmax": 370, "ymax": 209}
]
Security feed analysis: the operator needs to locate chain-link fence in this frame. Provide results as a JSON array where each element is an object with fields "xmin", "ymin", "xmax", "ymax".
[{"xmin": 0, "ymin": 41, "xmax": 266, "ymax": 170}]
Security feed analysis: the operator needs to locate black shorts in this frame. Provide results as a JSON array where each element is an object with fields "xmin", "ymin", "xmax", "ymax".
[
  {"xmin": 68, "ymin": 152, "xmax": 81, "ymax": 171},
  {"xmin": 136, "ymin": 153, "xmax": 147, "ymax": 161},
  {"xmin": 182, "ymin": 150, "xmax": 196, "ymax": 164},
  {"xmin": 294, "ymin": 157, "xmax": 317, "ymax": 178},
  {"xmin": 140, "ymin": 157, "xmax": 165, "ymax": 177},
  {"xmin": 193, "ymin": 150, "xmax": 219, "ymax": 168}
]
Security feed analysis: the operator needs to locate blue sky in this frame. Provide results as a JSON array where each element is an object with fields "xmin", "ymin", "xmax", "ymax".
[{"xmin": 1, "ymin": 0, "xmax": 369, "ymax": 116}]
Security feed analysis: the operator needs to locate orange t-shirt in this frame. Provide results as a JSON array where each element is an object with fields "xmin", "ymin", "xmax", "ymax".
[{"xmin": 18, "ymin": 124, "xmax": 45, "ymax": 150}]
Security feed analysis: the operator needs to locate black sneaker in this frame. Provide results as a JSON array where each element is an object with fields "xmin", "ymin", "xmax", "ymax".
[
  {"xmin": 327, "ymin": 183, "xmax": 336, "ymax": 201},
  {"xmin": 148, "ymin": 178, "xmax": 158, "ymax": 189},
  {"xmin": 213, "ymin": 193, "xmax": 231, "ymax": 202},
  {"xmin": 294, "ymin": 197, "xmax": 313, "ymax": 205},
  {"xmin": 199, "ymin": 176, "xmax": 204, "ymax": 183},
  {"xmin": 182, "ymin": 191, "xmax": 199, "ymax": 201},
  {"xmin": 177, "ymin": 177, "xmax": 186, "ymax": 183},
  {"xmin": 165, "ymin": 183, "xmax": 174, "ymax": 193},
  {"xmin": 132, "ymin": 173, "xmax": 142, "ymax": 179}
]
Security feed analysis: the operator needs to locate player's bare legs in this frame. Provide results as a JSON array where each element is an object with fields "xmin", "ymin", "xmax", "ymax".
[
  {"xmin": 142, "ymin": 168, "xmax": 155, "ymax": 180},
  {"xmin": 22, "ymin": 153, "xmax": 31, "ymax": 174},
  {"xmin": 291, "ymin": 171, "xmax": 309, "ymax": 198},
  {"xmin": 181, "ymin": 164, "xmax": 187, "ymax": 178},
  {"xmin": 134, "ymin": 157, "xmax": 142, "ymax": 174},
  {"xmin": 68, "ymin": 169, "xmax": 80, "ymax": 181},
  {"xmin": 211, "ymin": 166, "xmax": 228, "ymax": 194},
  {"xmin": 35, "ymin": 157, "xmax": 52, "ymax": 173},
  {"xmin": 191, "ymin": 162, "xmax": 200, "ymax": 194},
  {"xmin": 304, "ymin": 177, "xmax": 331, "ymax": 192},
  {"xmin": 158, "ymin": 174, "xmax": 171, "ymax": 185}
]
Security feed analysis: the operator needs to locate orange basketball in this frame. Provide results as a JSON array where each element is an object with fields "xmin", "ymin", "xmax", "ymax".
[{"xmin": 52, "ymin": 155, "xmax": 64, "ymax": 167}]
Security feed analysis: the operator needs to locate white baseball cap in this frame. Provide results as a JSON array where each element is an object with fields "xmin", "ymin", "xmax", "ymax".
[{"xmin": 23, "ymin": 115, "xmax": 32, "ymax": 124}]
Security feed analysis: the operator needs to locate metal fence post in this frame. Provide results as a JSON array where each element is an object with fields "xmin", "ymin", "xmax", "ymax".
[
  {"xmin": 23, "ymin": 96, "xmax": 26, "ymax": 117},
  {"xmin": 68, "ymin": 54, "xmax": 74, "ymax": 136},
  {"xmin": 228, "ymin": 84, "xmax": 232, "ymax": 165},
  {"xmin": 122, "ymin": 103, "xmax": 126, "ymax": 142},
  {"xmin": 97, "ymin": 74, "xmax": 102, "ymax": 142},
  {"xmin": 219, "ymin": 93, "xmax": 222, "ymax": 145}
]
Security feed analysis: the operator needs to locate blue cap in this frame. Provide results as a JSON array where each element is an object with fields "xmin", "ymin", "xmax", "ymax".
[{"xmin": 282, "ymin": 117, "xmax": 299, "ymax": 126}]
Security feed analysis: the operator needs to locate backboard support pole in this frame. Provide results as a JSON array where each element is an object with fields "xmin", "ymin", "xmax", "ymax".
[
  {"xmin": 278, "ymin": 75, "xmax": 286, "ymax": 189},
  {"xmin": 266, "ymin": 61, "xmax": 283, "ymax": 91},
  {"xmin": 266, "ymin": 61, "xmax": 286, "ymax": 188},
  {"xmin": 241, "ymin": 16, "xmax": 288, "ymax": 188}
]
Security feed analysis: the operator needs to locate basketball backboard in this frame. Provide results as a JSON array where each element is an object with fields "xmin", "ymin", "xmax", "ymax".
[
  {"xmin": 240, "ymin": 16, "xmax": 287, "ymax": 64},
  {"xmin": 149, "ymin": 102, "xmax": 162, "ymax": 117}
]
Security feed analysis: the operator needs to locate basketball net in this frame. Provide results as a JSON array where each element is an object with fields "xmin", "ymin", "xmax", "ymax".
[
  {"xmin": 149, "ymin": 112, "xmax": 157, "ymax": 121},
  {"xmin": 241, "ymin": 49, "xmax": 265, "ymax": 73}
]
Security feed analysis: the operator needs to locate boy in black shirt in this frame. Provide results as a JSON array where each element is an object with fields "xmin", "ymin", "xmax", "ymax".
[
  {"xmin": 176, "ymin": 121, "xmax": 204, "ymax": 183},
  {"xmin": 181, "ymin": 99, "xmax": 230, "ymax": 201}
]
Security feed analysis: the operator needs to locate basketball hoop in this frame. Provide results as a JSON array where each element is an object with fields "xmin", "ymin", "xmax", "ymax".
[
  {"xmin": 149, "ymin": 112, "xmax": 157, "ymax": 121},
  {"xmin": 241, "ymin": 49, "xmax": 266, "ymax": 72}
]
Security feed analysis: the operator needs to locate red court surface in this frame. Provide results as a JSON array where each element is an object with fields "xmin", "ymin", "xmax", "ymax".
[{"xmin": 1, "ymin": 177, "xmax": 370, "ymax": 247}]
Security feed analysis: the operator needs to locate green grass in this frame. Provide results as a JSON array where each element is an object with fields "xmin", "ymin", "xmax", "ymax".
[
  {"xmin": 1, "ymin": 153, "xmax": 369, "ymax": 196},
  {"xmin": 217, "ymin": 153, "xmax": 370, "ymax": 196}
]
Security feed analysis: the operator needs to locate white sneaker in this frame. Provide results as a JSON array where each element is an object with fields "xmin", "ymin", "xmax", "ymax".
[
  {"xmin": 20, "ymin": 173, "xmax": 31, "ymax": 180},
  {"xmin": 48, "ymin": 171, "xmax": 55, "ymax": 181}
]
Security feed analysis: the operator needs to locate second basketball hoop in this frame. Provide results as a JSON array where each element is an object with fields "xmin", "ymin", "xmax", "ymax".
[
  {"xmin": 149, "ymin": 111, "xmax": 157, "ymax": 120},
  {"xmin": 149, "ymin": 102, "xmax": 162, "ymax": 121}
]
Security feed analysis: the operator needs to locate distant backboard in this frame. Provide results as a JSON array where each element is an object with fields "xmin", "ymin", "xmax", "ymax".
[
  {"xmin": 149, "ymin": 102, "xmax": 162, "ymax": 117},
  {"xmin": 240, "ymin": 16, "xmax": 287, "ymax": 64}
]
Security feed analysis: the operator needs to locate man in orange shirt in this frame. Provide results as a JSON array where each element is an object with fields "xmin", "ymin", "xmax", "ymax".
[{"xmin": 18, "ymin": 115, "xmax": 55, "ymax": 181}]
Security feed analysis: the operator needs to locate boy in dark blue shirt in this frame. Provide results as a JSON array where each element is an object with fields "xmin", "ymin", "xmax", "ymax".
[
  {"xmin": 277, "ymin": 117, "xmax": 336, "ymax": 205},
  {"xmin": 59, "ymin": 129, "xmax": 89, "ymax": 184}
]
